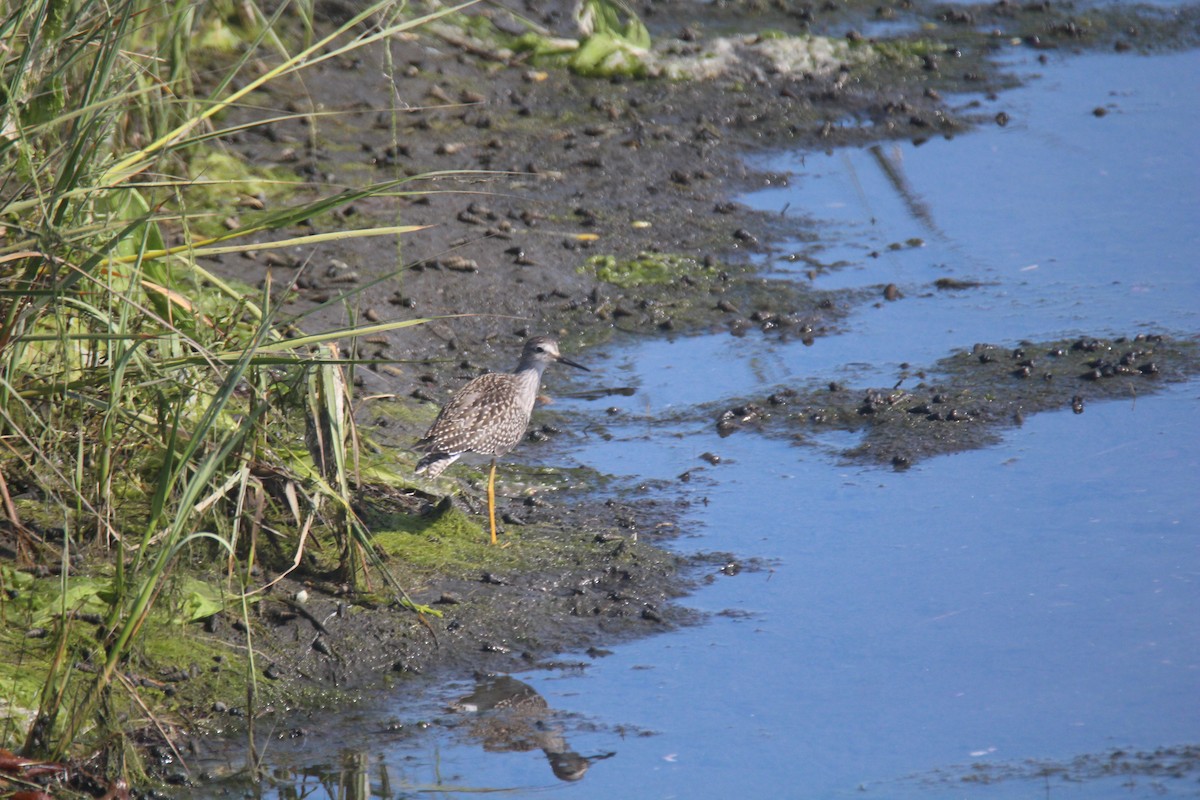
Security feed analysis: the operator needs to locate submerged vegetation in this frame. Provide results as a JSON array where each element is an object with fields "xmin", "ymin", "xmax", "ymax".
[{"xmin": 0, "ymin": 0, "xmax": 469, "ymax": 781}]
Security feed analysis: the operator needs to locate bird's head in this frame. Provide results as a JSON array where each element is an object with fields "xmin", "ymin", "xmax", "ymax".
[{"xmin": 521, "ymin": 336, "xmax": 589, "ymax": 372}]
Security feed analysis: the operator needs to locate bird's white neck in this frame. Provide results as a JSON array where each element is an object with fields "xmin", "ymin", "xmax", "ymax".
[{"xmin": 511, "ymin": 365, "xmax": 544, "ymax": 418}]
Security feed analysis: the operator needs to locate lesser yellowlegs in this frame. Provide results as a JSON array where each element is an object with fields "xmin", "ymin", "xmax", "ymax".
[{"xmin": 415, "ymin": 336, "xmax": 589, "ymax": 544}]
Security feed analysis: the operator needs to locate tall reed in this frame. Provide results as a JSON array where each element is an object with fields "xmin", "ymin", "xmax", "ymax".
[{"xmin": 0, "ymin": 0, "xmax": 468, "ymax": 765}]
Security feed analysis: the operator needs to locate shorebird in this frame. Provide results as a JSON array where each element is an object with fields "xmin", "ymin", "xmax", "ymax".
[{"xmin": 415, "ymin": 337, "xmax": 589, "ymax": 544}]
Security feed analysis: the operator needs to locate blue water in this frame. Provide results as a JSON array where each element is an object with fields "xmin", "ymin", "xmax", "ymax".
[
  {"xmin": 536, "ymin": 46, "xmax": 1200, "ymax": 798},
  {"xmin": 747, "ymin": 47, "xmax": 1200, "ymax": 370},
  {"xmin": 549, "ymin": 384, "xmax": 1200, "ymax": 798},
  {"xmin": 198, "ymin": 40, "xmax": 1200, "ymax": 800}
]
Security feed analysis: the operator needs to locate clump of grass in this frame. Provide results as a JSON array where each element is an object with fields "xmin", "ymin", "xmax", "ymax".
[{"xmin": 0, "ymin": 0, "xmax": 466, "ymax": 775}]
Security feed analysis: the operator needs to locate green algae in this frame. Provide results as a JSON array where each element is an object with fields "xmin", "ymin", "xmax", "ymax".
[
  {"xmin": 0, "ymin": 564, "xmax": 263, "ymax": 752},
  {"xmin": 364, "ymin": 460, "xmax": 607, "ymax": 579},
  {"xmin": 183, "ymin": 150, "xmax": 304, "ymax": 236},
  {"xmin": 369, "ymin": 502, "xmax": 496, "ymax": 577},
  {"xmin": 362, "ymin": 394, "xmax": 440, "ymax": 439},
  {"xmin": 584, "ymin": 252, "xmax": 714, "ymax": 288}
]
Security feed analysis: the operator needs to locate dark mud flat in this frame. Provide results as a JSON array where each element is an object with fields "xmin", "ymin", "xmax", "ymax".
[
  {"xmin": 216, "ymin": 0, "xmax": 1200, "ymax": 381},
  {"xmin": 192, "ymin": 0, "xmax": 1200, "ymax": 752},
  {"xmin": 207, "ymin": 491, "xmax": 704, "ymax": 694},
  {"xmin": 706, "ymin": 334, "xmax": 1200, "ymax": 466},
  {"xmin": 906, "ymin": 743, "xmax": 1200, "ymax": 793}
]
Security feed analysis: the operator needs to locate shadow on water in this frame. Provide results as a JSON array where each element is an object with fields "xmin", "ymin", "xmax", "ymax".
[
  {"xmin": 446, "ymin": 675, "xmax": 613, "ymax": 783},
  {"xmin": 189, "ymin": 676, "xmax": 617, "ymax": 796},
  {"xmin": 190, "ymin": 35, "xmax": 1199, "ymax": 800}
]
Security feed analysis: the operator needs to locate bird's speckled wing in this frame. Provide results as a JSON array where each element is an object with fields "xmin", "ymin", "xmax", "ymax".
[{"xmin": 417, "ymin": 372, "xmax": 531, "ymax": 458}]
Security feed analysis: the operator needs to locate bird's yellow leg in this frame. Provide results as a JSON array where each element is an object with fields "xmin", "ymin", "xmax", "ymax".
[{"xmin": 487, "ymin": 459, "xmax": 498, "ymax": 545}]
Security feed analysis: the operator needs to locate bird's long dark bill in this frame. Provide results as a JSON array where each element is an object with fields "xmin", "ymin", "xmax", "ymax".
[{"xmin": 557, "ymin": 355, "xmax": 590, "ymax": 371}]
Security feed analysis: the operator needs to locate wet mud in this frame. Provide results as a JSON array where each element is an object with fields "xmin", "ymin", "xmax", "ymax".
[
  {"xmin": 185, "ymin": 0, "xmax": 1200, "ymax": 760},
  {"xmin": 904, "ymin": 743, "xmax": 1200, "ymax": 795},
  {"xmin": 706, "ymin": 333, "xmax": 1200, "ymax": 467}
]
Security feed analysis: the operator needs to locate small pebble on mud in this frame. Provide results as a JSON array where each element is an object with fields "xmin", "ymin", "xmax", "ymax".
[
  {"xmin": 732, "ymin": 228, "xmax": 757, "ymax": 244},
  {"xmin": 440, "ymin": 256, "xmax": 479, "ymax": 272}
]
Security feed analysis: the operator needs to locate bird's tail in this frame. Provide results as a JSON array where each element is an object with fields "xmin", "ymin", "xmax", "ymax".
[{"xmin": 415, "ymin": 452, "xmax": 458, "ymax": 478}]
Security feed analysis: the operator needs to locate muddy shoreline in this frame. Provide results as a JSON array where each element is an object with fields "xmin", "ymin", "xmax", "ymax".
[{"xmin": 180, "ymin": 0, "xmax": 1200, "ymax": 773}]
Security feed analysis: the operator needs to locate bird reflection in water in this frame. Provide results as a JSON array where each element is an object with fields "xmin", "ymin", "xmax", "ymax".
[{"xmin": 448, "ymin": 674, "xmax": 615, "ymax": 781}]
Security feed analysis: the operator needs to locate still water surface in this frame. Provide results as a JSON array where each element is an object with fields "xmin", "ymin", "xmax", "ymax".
[{"xmin": 197, "ymin": 42, "xmax": 1200, "ymax": 800}]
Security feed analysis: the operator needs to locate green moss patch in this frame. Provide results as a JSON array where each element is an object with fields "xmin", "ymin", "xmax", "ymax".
[
  {"xmin": 181, "ymin": 149, "xmax": 302, "ymax": 235},
  {"xmin": 0, "ymin": 563, "xmax": 274, "ymax": 754},
  {"xmin": 585, "ymin": 252, "xmax": 713, "ymax": 288},
  {"xmin": 369, "ymin": 503, "xmax": 498, "ymax": 576}
]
